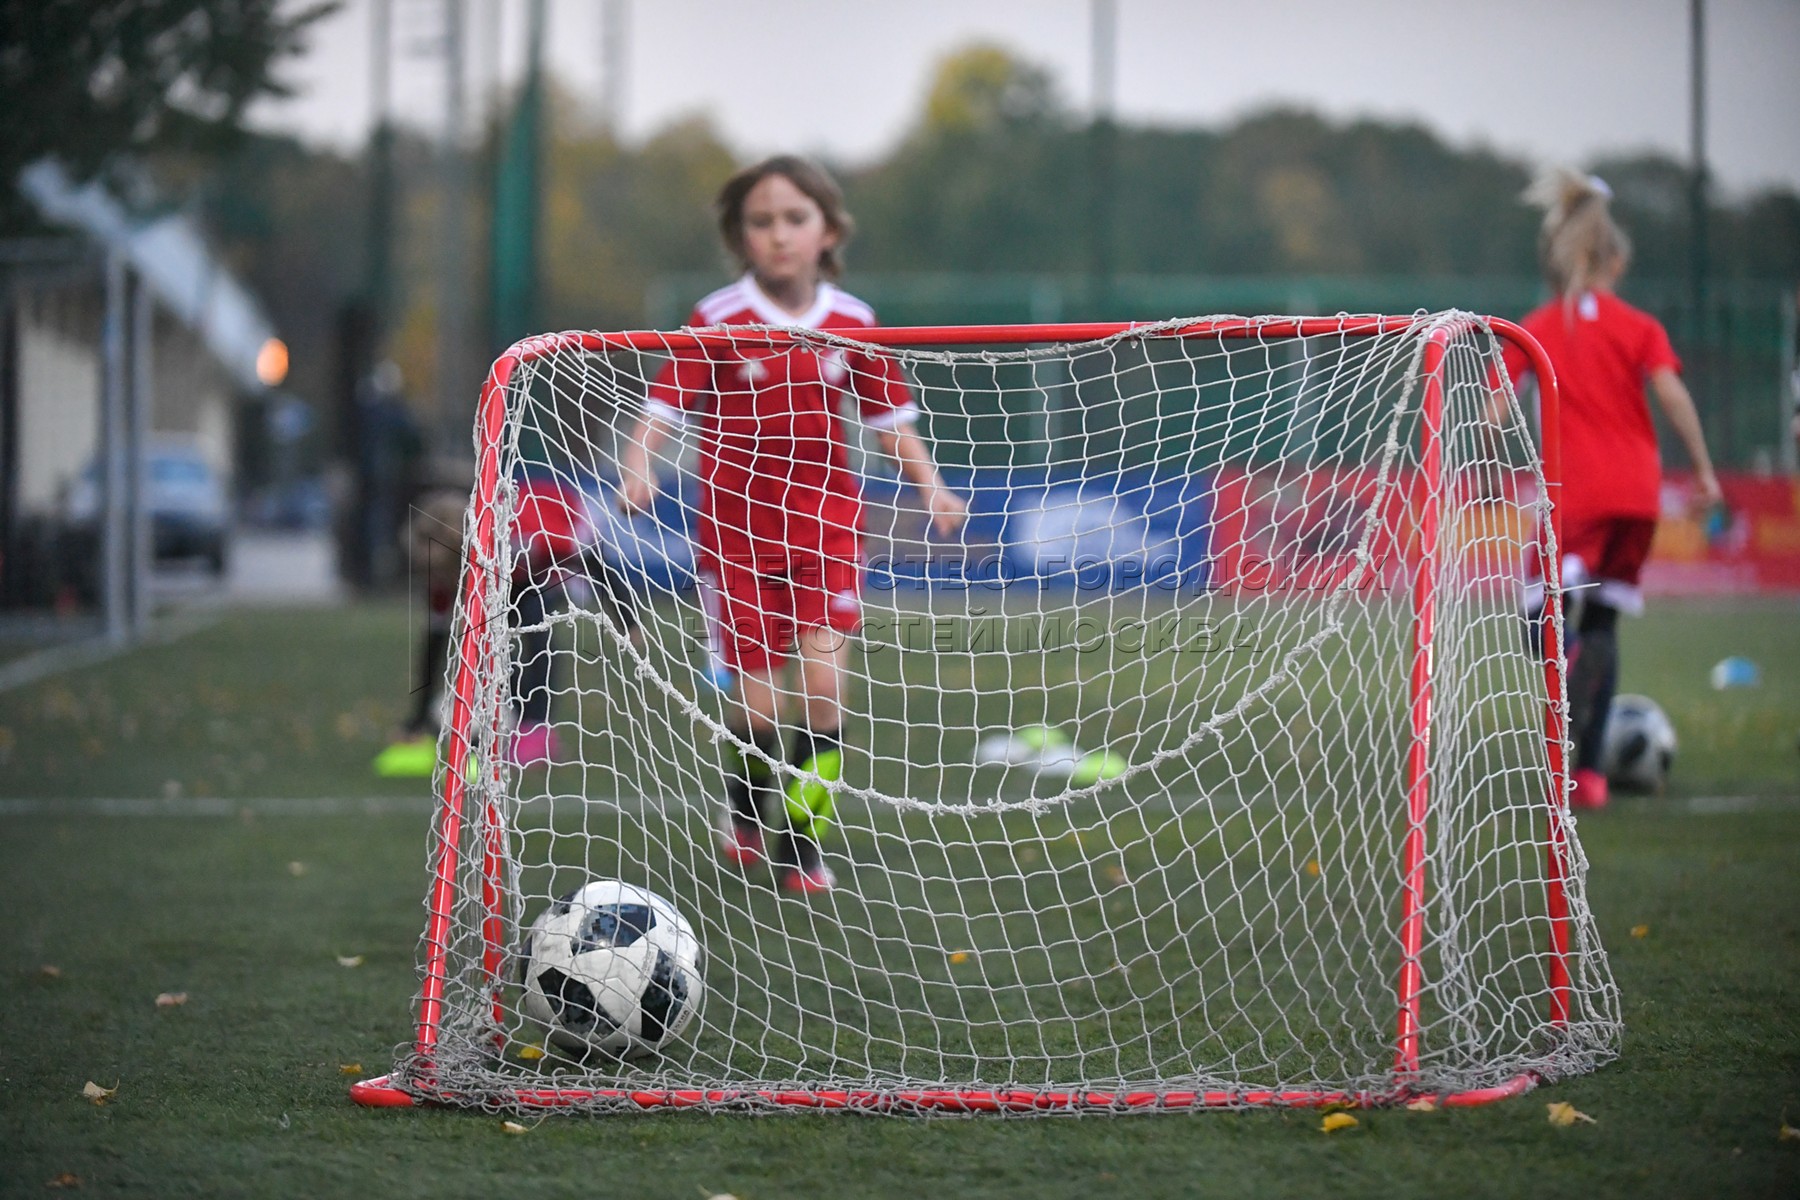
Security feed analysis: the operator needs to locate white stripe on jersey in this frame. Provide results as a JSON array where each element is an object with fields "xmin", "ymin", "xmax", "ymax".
[
  {"xmin": 694, "ymin": 278, "xmax": 752, "ymax": 325},
  {"xmin": 862, "ymin": 402, "xmax": 920, "ymax": 431},
  {"xmin": 829, "ymin": 291, "xmax": 875, "ymax": 325},
  {"xmin": 690, "ymin": 275, "xmax": 880, "ymax": 332}
]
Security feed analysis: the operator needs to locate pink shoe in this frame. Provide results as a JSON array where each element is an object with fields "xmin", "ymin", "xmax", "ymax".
[
  {"xmin": 779, "ymin": 864, "xmax": 837, "ymax": 894},
  {"xmin": 721, "ymin": 824, "xmax": 765, "ymax": 869},
  {"xmin": 1571, "ymin": 768, "xmax": 1609, "ymax": 810},
  {"xmin": 509, "ymin": 722, "xmax": 559, "ymax": 768}
]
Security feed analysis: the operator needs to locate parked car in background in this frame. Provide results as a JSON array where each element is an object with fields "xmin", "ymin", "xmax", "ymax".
[{"xmin": 63, "ymin": 436, "xmax": 231, "ymax": 575}]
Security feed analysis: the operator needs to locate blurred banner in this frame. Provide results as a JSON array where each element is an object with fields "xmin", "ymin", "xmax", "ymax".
[
  {"xmin": 594, "ymin": 466, "xmax": 1800, "ymax": 602},
  {"xmin": 1647, "ymin": 471, "xmax": 1800, "ymax": 595}
]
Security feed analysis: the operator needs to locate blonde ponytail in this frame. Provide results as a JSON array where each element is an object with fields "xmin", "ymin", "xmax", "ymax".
[{"xmin": 1524, "ymin": 168, "xmax": 1631, "ymax": 305}]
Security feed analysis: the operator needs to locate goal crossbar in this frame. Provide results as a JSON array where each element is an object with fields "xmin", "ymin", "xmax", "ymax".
[{"xmin": 354, "ymin": 312, "xmax": 1589, "ymax": 1114}]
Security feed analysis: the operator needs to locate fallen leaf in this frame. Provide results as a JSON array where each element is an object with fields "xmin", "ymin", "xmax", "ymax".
[
  {"xmin": 1778, "ymin": 1119, "xmax": 1800, "ymax": 1142},
  {"xmin": 1305, "ymin": 859, "xmax": 1321, "ymax": 878},
  {"xmin": 1320, "ymin": 1112, "xmax": 1358, "ymax": 1132},
  {"xmin": 1546, "ymin": 1101, "xmax": 1596, "ymax": 1127},
  {"xmin": 336, "ymin": 955, "xmax": 365, "ymax": 968},
  {"xmin": 949, "ymin": 951, "xmax": 971, "ymax": 965},
  {"xmin": 81, "ymin": 1081, "xmax": 117, "ymax": 1105},
  {"xmin": 39, "ymin": 964, "xmax": 62, "ymax": 979},
  {"xmin": 45, "ymin": 1173, "xmax": 82, "ymax": 1188},
  {"xmin": 516, "ymin": 1044, "xmax": 545, "ymax": 1061},
  {"xmin": 1405, "ymin": 1097, "xmax": 1438, "ymax": 1112},
  {"xmin": 154, "ymin": 992, "xmax": 188, "ymax": 1008},
  {"xmin": 501, "ymin": 1120, "xmax": 529, "ymax": 1135},
  {"xmin": 1630, "ymin": 924, "xmax": 1649, "ymax": 939},
  {"xmin": 339, "ymin": 1063, "xmax": 364, "ymax": 1076},
  {"xmin": 287, "ymin": 861, "xmax": 307, "ymax": 877}
]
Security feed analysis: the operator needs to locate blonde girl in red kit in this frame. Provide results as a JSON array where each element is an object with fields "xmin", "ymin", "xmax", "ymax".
[
  {"xmin": 1502, "ymin": 170, "xmax": 1722, "ymax": 809},
  {"xmin": 616, "ymin": 157, "xmax": 967, "ymax": 891}
]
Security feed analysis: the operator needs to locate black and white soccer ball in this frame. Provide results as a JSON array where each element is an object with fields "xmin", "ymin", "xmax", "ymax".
[
  {"xmin": 1601, "ymin": 694, "xmax": 1677, "ymax": 794},
  {"xmin": 519, "ymin": 879, "xmax": 702, "ymax": 1058}
]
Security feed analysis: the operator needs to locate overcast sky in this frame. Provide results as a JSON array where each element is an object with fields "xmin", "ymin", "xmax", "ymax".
[{"xmin": 248, "ymin": 0, "xmax": 1800, "ymax": 197}]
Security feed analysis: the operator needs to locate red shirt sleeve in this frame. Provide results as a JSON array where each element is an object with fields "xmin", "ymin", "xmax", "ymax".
[
  {"xmin": 846, "ymin": 346, "xmax": 918, "ymax": 430},
  {"xmin": 1501, "ymin": 307, "xmax": 1546, "ymax": 386},
  {"xmin": 1501, "ymin": 339, "xmax": 1530, "ymax": 387},
  {"xmin": 1638, "ymin": 313, "xmax": 1682, "ymax": 380},
  {"xmin": 644, "ymin": 308, "xmax": 714, "ymax": 417}
]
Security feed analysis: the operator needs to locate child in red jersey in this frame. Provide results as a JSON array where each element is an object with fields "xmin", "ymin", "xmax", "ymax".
[
  {"xmin": 1502, "ymin": 170, "xmax": 1722, "ymax": 809},
  {"xmin": 616, "ymin": 156, "xmax": 967, "ymax": 892}
]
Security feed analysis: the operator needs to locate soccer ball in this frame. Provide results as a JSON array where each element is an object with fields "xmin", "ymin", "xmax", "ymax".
[
  {"xmin": 519, "ymin": 879, "xmax": 702, "ymax": 1058},
  {"xmin": 1600, "ymin": 694, "xmax": 1676, "ymax": 794}
]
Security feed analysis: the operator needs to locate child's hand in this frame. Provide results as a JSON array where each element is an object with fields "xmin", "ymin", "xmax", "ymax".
[
  {"xmin": 1695, "ymin": 468, "xmax": 1723, "ymax": 509},
  {"xmin": 924, "ymin": 485, "xmax": 968, "ymax": 539},
  {"xmin": 616, "ymin": 471, "xmax": 656, "ymax": 516}
]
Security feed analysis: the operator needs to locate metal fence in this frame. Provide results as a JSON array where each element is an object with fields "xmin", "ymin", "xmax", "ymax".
[{"xmin": 650, "ymin": 273, "xmax": 1798, "ymax": 473}]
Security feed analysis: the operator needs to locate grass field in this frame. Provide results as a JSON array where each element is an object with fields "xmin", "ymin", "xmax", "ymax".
[{"xmin": 2, "ymin": 598, "xmax": 1798, "ymax": 1197}]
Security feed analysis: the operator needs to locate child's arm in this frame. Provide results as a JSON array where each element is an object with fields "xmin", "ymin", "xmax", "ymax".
[
  {"xmin": 1648, "ymin": 369, "xmax": 1723, "ymax": 506},
  {"xmin": 877, "ymin": 424, "xmax": 967, "ymax": 538},
  {"xmin": 616, "ymin": 410, "xmax": 679, "ymax": 514}
]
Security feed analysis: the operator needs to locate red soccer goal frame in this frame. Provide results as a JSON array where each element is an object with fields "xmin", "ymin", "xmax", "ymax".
[{"xmin": 352, "ymin": 314, "xmax": 1570, "ymax": 1113}]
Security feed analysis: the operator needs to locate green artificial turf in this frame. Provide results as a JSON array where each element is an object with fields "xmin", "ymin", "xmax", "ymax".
[{"xmin": 1, "ymin": 599, "xmax": 1797, "ymax": 1198}]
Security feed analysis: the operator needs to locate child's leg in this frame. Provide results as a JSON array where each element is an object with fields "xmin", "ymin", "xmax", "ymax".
[
  {"xmin": 777, "ymin": 625, "xmax": 851, "ymax": 878},
  {"xmin": 725, "ymin": 667, "xmax": 783, "ymax": 835},
  {"xmin": 705, "ymin": 559, "xmax": 790, "ymax": 860},
  {"xmin": 1568, "ymin": 599, "xmax": 1618, "ymax": 773},
  {"xmin": 404, "ymin": 623, "xmax": 452, "ymax": 736},
  {"xmin": 1570, "ymin": 517, "xmax": 1654, "ymax": 777},
  {"xmin": 512, "ymin": 575, "xmax": 553, "ymax": 728}
]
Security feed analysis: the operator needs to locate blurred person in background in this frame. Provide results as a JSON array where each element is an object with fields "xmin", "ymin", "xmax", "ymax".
[{"xmin": 1500, "ymin": 169, "xmax": 1722, "ymax": 811}]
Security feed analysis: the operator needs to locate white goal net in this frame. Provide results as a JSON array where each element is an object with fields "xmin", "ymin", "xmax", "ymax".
[{"xmin": 367, "ymin": 313, "xmax": 1620, "ymax": 1114}]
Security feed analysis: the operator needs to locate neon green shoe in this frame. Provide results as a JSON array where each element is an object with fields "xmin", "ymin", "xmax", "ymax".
[{"xmin": 373, "ymin": 737, "xmax": 437, "ymax": 778}]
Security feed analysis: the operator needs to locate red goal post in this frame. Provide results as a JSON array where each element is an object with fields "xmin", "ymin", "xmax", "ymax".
[{"xmin": 353, "ymin": 312, "xmax": 1588, "ymax": 1114}]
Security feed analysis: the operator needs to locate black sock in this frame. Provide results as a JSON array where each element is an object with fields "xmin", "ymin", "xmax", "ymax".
[
  {"xmin": 724, "ymin": 725, "xmax": 779, "ymax": 829},
  {"xmin": 406, "ymin": 628, "xmax": 451, "ymax": 735},
  {"xmin": 786, "ymin": 726, "xmax": 841, "ymax": 777},
  {"xmin": 1570, "ymin": 602, "xmax": 1620, "ymax": 773}
]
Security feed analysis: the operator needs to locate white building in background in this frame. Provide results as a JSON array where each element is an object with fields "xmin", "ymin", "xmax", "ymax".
[{"xmin": 12, "ymin": 160, "xmax": 280, "ymax": 520}]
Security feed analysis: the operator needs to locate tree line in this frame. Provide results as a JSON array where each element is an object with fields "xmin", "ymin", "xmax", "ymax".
[{"xmin": 10, "ymin": 29, "xmax": 1797, "ymax": 453}]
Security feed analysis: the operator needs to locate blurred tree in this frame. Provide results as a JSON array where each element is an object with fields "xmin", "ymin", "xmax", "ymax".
[
  {"xmin": 0, "ymin": 0, "xmax": 337, "ymax": 233},
  {"xmin": 541, "ymin": 112, "xmax": 735, "ymax": 331},
  {"xmin": 186, "ymin": 41, "xmax": 1800, "ymax": 455},
  {"xmin": 850, "ymin": 44, "xmax": 1077, "ymax": 274}
]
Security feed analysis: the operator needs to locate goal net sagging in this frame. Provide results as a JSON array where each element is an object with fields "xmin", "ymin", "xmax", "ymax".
[{"xmin": 365, "ymin": 313, "xmax": 1620, "ymax": 1114}]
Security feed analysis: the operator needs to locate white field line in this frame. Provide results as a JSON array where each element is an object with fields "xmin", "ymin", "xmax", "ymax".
[
  {"xmin": 0, "ymin": 793, "xmax": 703, "ymax": 818},
  {"xmin": 1, "ymin": 792, "xmax": 1793, "ymax": 819}
]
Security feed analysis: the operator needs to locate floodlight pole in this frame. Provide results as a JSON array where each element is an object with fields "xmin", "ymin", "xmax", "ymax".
[
  {"xmin": 1688, "ymin": 0, "xmax": 1708, "ymax": 330},
  {"xmin": 100, "ymin": 252, "xmax": 128, "ymax": 644},
  {"xmin": 127, "ymin": 264, "xmax": 152, "ymax": 635},
  {"xmin": 1088, "ymin": 0, "xmax": 1118, "ymax": 313},
  {"xmin": 600, "ymin": 0, "xmax": 628, "ymax": 134},
  {"xmin": 368, "ymin": 0, "xmax": 396, "ymax": 343},
  {"xmin": 439, "ymin": 0, "xmax": 471, "ymax": 452}
]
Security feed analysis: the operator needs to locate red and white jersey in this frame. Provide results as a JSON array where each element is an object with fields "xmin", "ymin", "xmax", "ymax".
[
  {"xmin": 1504, "ymin": 290, "xmax": 1682, "ymax": 523},
  {"xmin": 645, "ymin": 275, "xmax": 917, "ymax": 563},
  {"xmin": 511, "ymin": 474, "xmax": 596, "ymax": 579}
]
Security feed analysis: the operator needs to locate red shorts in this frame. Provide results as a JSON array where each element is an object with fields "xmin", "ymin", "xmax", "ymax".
[
  {"xmin": 698, "ymin": 548, "xmax": 863, "ymax": 672},
  {"xmin": 1526, "ymin": 513, "xmax": 1657, "ymax": 615}
]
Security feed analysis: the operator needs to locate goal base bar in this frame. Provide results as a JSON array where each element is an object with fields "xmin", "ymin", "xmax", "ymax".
[{"xmin": 350, "ymin": 1072, "xmax": 1536, "ymax": 1112}]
